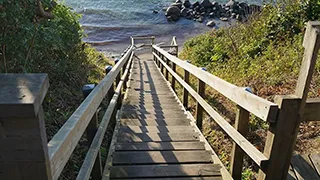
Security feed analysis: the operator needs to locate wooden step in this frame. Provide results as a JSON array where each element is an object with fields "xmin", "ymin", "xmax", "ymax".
[
  {"xmin": 112, "ymin": 150, "xmax": 213, "ymax": 165},
  {"xmin": 120, "ymin": 119, "xmax": 191, "ymax": 126},
  {"xmin": 111, "ymin": 177, "xmax": 222, "ymax": 180},
  {"xmin": 121, "ymin": 114, "xmax": 188, "ymax": 120},
  {"xmin": 122, "ymin": 104, "xmax": 183, "ymax": 110},
  {"xmin": 110, "ymin": 164, "xmax": 221, "ymax": 178},
  {"xmin": 115, "ymin": 142, "xmax": 205, "ymax": 151},
  {"xmin": 117, "ymin": 132, "xmax": 199, "ymax": 142},
  {"xmin": 119, "ymin": 126, "xmax": 195, "ymax": 133}
]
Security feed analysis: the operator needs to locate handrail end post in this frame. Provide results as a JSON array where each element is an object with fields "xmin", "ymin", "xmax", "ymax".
[{"xmin": 0, "ymin": 74, "xmax": 52, "ymax": 180}]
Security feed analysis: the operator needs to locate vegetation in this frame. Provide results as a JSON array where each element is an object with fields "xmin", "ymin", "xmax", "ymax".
[
  {"xmin": 0, "ymin": 1, "xmax": 110, "ymax": 179},
  {"xmin": 180, "ymin": 0, "xmax": 320, "ymax": 178}
]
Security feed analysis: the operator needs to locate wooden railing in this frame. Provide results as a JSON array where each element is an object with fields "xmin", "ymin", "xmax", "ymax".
[
  {"xmin": 152, "ymin": 21, "xmax": 320, "ymax": 180},
  {"xmin": 1, "ymin": 22, "xmax": 319, "ymax": 180}
]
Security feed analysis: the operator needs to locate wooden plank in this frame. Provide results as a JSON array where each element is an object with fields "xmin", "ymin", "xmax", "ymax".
[
  {"xmin": 259, "ymin": 22, "xmax": 320, "ymax": 180},
  {"xmin": 291, "ymin": 154, "xmax": 320, "ymax": 180},
  {"xmin": 152, "ymin": 47, "xmax": 279, "ymax": 122},
  {"xmin": 120, "ymin": 119, "xmax": 191, "ymax": 126},
  {"xmin": 230, "ymin": 106, "xmax": 250, "ymax": 179},
  {"xmin": 154, "ymin": 52, "xmax": 268, "ymax": 168},
  {"xmin": 113, "ymin": 150, "xmax": 212, "ymax": 164},
  {"xmin": 0, "ymin": 74, "xmax": 49, "ymax": 118},
  {"xmin": 310, "ymin": 154, "xmax": 320, "ymax": 175},
  {"xmin": 110, "ymin": 164, "xmax": 222, "ymax": 178},
  {"xmin": 196, "ymin": 79, "xmax": 205, "ymax": 130},
  {"xmin": 288, "ymin": 164, "xmax": 297, "ymax": 180},
  {"xmin": 303, "ymin": 98, "xmax": 320, "ymax": 121},
  {"xmin": 183, "ymin": 69, "xmax": 190, "ymax": 108},
  {"xmin": 121, "ymin": 113, "xmax": 188, "ymax": 120},
  {"xmin": 115, "ymin": 142, "xmax": 205, "ymax": 151},
  {"xmin": 118, "ymin": 126, "xmax": 195, "ymax": 133},
  {"xmin": 76, "ymin": 52, "xmax": 134, "ymax": 180},
  {"xmin": 122, "ymin": 104, "xmax": 182, "ymax": 110},
  {"xmin": 48, "ymin": 46, "xmax": 134, "ymax": 179},
  {"xmin": 117, "ymin": 132, "xmax": 199, "ymax": 142},
  {"xmin": 112, "ymin": 177, "xmax": 222, "ymax": 180},
  {"xmin": 172, "ymin": 63, "xmax": 177, "ymax": 91},
  {"xmin": 131, "ymin": 36, "xmax": 155, "ymax": 40}
]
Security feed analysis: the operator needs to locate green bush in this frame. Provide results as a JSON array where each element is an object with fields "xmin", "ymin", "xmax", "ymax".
[{"xmin": 0, "ymin": 0, "xmax": 109, "ymax": 135}]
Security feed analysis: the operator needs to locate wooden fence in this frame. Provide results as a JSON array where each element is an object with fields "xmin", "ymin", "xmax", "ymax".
[
  {"xmin": 0, "ymin": 22, "xmax": 319, "ymax": 180},
  {"xmin": 152, "ymin": 21, "xmax": 320, "ymax": 180}
]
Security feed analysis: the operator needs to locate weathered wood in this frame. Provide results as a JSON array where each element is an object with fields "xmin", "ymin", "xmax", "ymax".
[
  {"xmin": 120, "ymin": 118, "xmax": 191, "ymax": 126},
  {"xmin": 183, "ymin": 69, "xmax": 190, "ymax": 108},
  {"xmin": 112, "ymin": 177, "xmax": 222, "ymax": 180},
  {"xmin": 196, "ymin": 79, "xmax": 205, "ymax": 130},
  {"xmin": 154, "ymin": 52, "xmax": 268, "ymax": 168},
  {"xmin": 85, "ymin": 111, "xmax": 102, "ymax": 180},
  {"xmin": 152, "ymin": 47, "xmax": 278, "ymax": 122},
  {"xmin": 230, "ymin": 106, "xmax": 250, "ymax": 180},
  {"xmin": 259, "ymin": 22, "xmax": 320, "ymax": 180},
  {"xmin": 118, "ymin": 125, "xmax": 195, "ymax": 133},
  {"xmin": 303, "ymin": 98, "xmax": 320, "ymax": 121},
  {"xmin": 258, "ymin": 96, "xmax": 302, "ymax": 180},
  {"xmin": 288, "ymin": 165, "xmax": 297, "ymax": 180},
  {"xmin": 110, "ymin": 164, "xmax": 222, "ymax": 178},
  {"xmin": 76, "ymin": 54, "xmax": 133, "ymax": 180},
  {"xmin": 291, "ymin": 154, "xmax": 320, "ymax": 180},
  {"xmin": 0, "ymin": 74, "xmax": 49, "ymax": 117},
  {"xmin": 310, "ymin": 154, "xmax": 320, "ymax": 175},
  {"xmin": 131, "ymin": 36, "xmax": 156, "ymax": 40},
  {"xmin": 48, "ymin": 45, "xmax": 133, "ymax": 179},
  {"xmin": 117, "ymin": 132, "xmax": 199, "ymax": 142},
  {"xmin": 172, "ymin": 63, "xmax": 176, "ymax": 91},
  {"xmin": 113, "ymin": 150, "xmax": 212, "ymax": 164},
  {"xmin": 165, "ymin": 57, "xmax": 169, "ymax": 80},
  {"xmin": 0, "ymin": 74, "xmax": 52, "ymax": 180},
  {"xmin": 115, "ymin": 142, "xmax": 205, "ymax": 151}
]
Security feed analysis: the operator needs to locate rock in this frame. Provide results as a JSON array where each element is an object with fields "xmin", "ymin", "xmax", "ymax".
[
  {"xmin": 200, "ymin": 0, "xmax": 213, "ymax": 9},
  {"xmin": 153, "ymin": 10, "xmax": 158, "ymax": 14},
  {"xmin": 171, "ymin": 2, "xmax": 183, "ymax": 9},
  {"xmin": 180, "ymin": 8, "xmax": 189, "ymax": 17},
  {"xmin": 192, "ymin": 1, "xmax": 200, "ymax": 8},
  {"xmin": 199, "ymin": 6, "xmax": 206, "ymax": 12},
  {"xmin": 197, "ymin": 16, "xmax": 204, "ymax": 23},
  {"xmin": 175, "ymin": 0, "xmax": 182, "ymax": 3},
  {"xmin": 212, "ymin": 1, "xmax": 220, "ymax": 8},
  {"xmin": 206, "ymin": 20, "xmax": 216, "ymax": 27},
  {"xmin": 220, "ymin": 17, "xmax": 228, "ymax": 21},
  {"xmin": 209, "ymin": 12, "xmax": 216, "ymax": 18},
  {"xmin": 165, "ymin": 6, "xmax": 181, "ymax": 21},
  {"xmin": 183, "ymin": 0, "xmax": 192, "ymax": 8},
  {"xmin": 225, "ymin": 0, "xmax": 235, "ymax": 8},
  {"xmin": 231, "ymin": 13, "xmax": 236, "ymax": 18}
]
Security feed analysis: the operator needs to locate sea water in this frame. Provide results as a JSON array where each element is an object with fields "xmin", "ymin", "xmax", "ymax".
[{"xmin": 63, "ymin": 0, "xmax": 262, "ymax": 56}]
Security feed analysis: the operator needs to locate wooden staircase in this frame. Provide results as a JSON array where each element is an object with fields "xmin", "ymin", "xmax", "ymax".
[{"xmin": 105, "ymin": 53, "xmax": 223, "ymax": 179}]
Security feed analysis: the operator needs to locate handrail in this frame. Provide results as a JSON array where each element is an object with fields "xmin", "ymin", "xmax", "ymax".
[
  {"xmin": 153, "ymin": 52, "xmax": 269, "ymax": 169},
  {"xmin": 171, "ymin": 36, "xmax": 177, "ymax": 46},
  {"xmin": 153, "ymin": 45, "xmax": 279, "ymax": 122},
  {"xmin": 76, "ymin": 52, "xmax": 134, "ymax": 180},
  {"xmin": 48, "ymin": 45, "xmax": 134, "ymax": 179}
]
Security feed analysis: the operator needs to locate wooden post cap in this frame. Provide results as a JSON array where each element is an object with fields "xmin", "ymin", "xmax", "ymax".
[{"xmin": 0, "ymin": 74, "xmax": 49, "ymax": 117}]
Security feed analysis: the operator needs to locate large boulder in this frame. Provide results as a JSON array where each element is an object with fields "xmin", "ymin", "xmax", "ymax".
[
  {"xmin": 200, "ymin": 0, "xmax": 213, "ymax": 9},
  {"xmin": 183, "ymin": 0, "xmax": 192, "ymax": 8},
  {"xmin": 206, "ymin": 20, "xmax": 216, "ymax": 27},
  {"xmin": 192, "ymin": 1, "xmax": 200, "ymax": 8},
  {"xmin": 165, "ymin": 6, "xmax": 181, "ymax": 21},
  {"xmin": 171, "ymin": 2, "xmax": 183, "ymax": 9},
  {"xmin": 180, "ymin": 8, "xmax": 189, "ymax": 17}
]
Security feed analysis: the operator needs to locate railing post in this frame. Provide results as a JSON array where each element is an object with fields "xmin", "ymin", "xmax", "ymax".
[
  {"xmin": 171, "ymin": 63, "xmax": 176, "ymax": 91},
  {"xmin": 131, "ymin": 37, "xmax": 134, "ymax": 46},
  {"xmin": 183, "ymin": 69, "xmax": 190, "ymax": 109},
  {"xmin": 230, "ymin": 106, "xmax": 250, "ymax": 180},
  {"xmin": 0, "ymin": 74, "xmax": 52, "ymax": 180},
  {"xmin": 82, "ymin": 84, "xmax": 102, "ymax": 180},
  {"xmin": 258, "ymin": 21, "xmax": 320, "ymax": 180},
  {"xmin": 105, "ymin": 66, "xmax": 115, "ymax": 106},
  {"xmin": 160, "ymin": 54, "xmax": 165, "ymax": 74},
  {"xmin": 196, "ymin": 79, "xmax": 205, "ymax": 130},
  {"xmin": 165, "ymin": 58, "xmax": 169, "ymax": 80}
]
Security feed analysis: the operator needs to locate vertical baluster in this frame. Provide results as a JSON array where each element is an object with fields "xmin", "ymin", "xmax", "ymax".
[
  {"xmin": 230, "ymin": 106, "xmax": 250, "ymax": 180},
  {"xmin": 196, "ymin": 79, "xmax": 205, "ymax": 130},
  {"xmin": 183, "ymin": 70, "xmax": 190, "ymax": 109}
]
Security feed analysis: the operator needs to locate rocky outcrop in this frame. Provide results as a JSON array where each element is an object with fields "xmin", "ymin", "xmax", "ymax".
[
  {"xmin": 164, "ymin": 0, "xmax": 262, "ymax": 24},
  {"xmin": 165, "ymin": 5, "xmax": 181, "ymax": 21}
]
